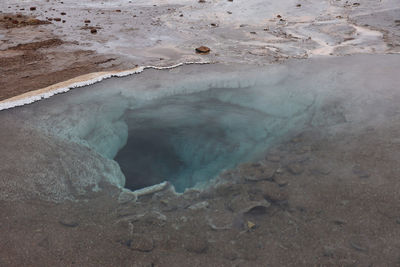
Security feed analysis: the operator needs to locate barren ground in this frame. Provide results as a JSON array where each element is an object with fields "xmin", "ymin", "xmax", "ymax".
[{"xmin": 1, "ymin": 0, "xmax": 400, "ymax": 266}]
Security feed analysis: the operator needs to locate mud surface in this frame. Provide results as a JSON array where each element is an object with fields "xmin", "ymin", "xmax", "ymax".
[{"xmin": 1, "ymin": 123, "xmax": 400, "ymax": 266}]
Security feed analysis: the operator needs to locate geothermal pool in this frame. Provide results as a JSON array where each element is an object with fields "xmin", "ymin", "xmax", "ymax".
[{"xmin": 2, "ymin": 54, "xmax": 399, "ymax": 200}]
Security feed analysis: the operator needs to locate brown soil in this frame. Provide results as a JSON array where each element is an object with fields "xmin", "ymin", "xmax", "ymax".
[
  {"xmin": 0, "ymin": 13, "xmax": 50, "ymax": 29},
  {"xmin": 0, "ymin": 34, "xmax": 120, "ymax": 101}
]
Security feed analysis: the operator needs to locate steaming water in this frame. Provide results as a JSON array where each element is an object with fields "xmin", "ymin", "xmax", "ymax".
[{"xmin": 2, "ymin": 54, "xmax": 400, "ymax": 199}]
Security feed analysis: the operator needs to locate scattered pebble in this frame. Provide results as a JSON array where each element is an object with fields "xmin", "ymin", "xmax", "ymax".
[
  {"xmin": 195, "ymin": 46, "xmax": 211, "ymax": 54},
  {"xmin": 128, "ymin": 235, "xmax": 154, "ymax": 252},
  {"xmin": 59, "ymin": 218, "xmax": 79, "ymax": 227},
  {"xmin": 188, "ymin": 201, "xmax": 209, "ymax": 211},
  {"xmin": 352, "ymin": 165, "xmax": 370, "ymax": 178},
  {"xmin": 322, "ymin": 246, "xmax": 335, "ymax": 257},
  {"xmin": 183, "ymin": 235, "xmax": 209, "ymax": 253},
  {"xmin": 286, "ymin": 162, "xmax": 304, "ymax": 175},
  {"xmin": 247, "ymin": 220, "xmax": 256, "ymax": 230},
  {"xmin": 30, "ymin": 7, "xmax": 36, "ymax": 11},
  {"xmin": 90, "ymin": 28, "xmax": 97, "ymax": 34}
]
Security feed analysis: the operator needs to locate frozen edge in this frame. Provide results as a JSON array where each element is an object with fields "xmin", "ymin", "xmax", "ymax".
[{"xmin": 0, "ymin": 61, "xmax": 210, "ymax": 111}]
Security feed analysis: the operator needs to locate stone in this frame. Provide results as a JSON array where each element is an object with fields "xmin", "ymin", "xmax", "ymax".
[
  {"xmin": 239, "ymin": 162, "xmax": 277, "ymax": 182},
  {"xmin": 258, "ymin": 181, "xmax": 288, "ymax": 202},
  {"xmin": 183, "ymin": 234, "xmax": 209, "ymax": 253},
  {"xmin": 90, "ymin": 28, "xmax": 97, "ymax": 34},
  {"xmin": 273, "ymin": 176, "xmax": 289, "ymax": 186},
  {"xmin": 188, "ymin": 201, "xmax": 209, "ymax": 211},
  {"xmin": 30, "ymin": 7, "xmax": 36, "ymax": 11},
  {"xmin": 352, "ymin": 165, "xmax": 370, "ymax": 178},
  {"xmin": 129, "ymin": 235, "xmax": 154, "ymax": 252},
  {"xmin": 59, "ymin": 218, "xmax": 79, "ymax": 228},
  {"xmin": 228, "ymin": 193, "xmax": 271, "ymax": 214},
  {"xmin": 246, "ymin": 220, "xmax": 256, "ymax": 230},
  {"xmin": 286, "ymin": 162, "xmax": 304, "ymax": 175},
  {"xmin": 322, "ymin": 246, "xmax": 335, "ymax": 257},
  {"xmin": 84, "ymin": 19, "xmax": 91, "ymax": 23},
  {"xmin": 195, "ymin": 46, "xmax": 211, "ymax": 54}
]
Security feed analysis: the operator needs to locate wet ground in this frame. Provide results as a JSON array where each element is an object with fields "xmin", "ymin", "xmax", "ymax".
[
  {"xmin": 1, "ymin": 55, "xmax": 400, "ymax": 266},
  {"xmin": 0, "ymin": 0, "xmax": 399, "ymax": 100},
  {"xmin": 1, "ymin": 0, "xmax": 400, "ymax": 266}
]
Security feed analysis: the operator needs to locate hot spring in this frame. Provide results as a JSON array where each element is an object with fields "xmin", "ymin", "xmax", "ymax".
[{"xmin": 3, "ymin": 55, "xmax": 399, "ymax": 199}]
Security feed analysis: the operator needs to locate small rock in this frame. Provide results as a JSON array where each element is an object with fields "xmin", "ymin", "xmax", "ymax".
[
  {"xmin": 273, "ymin": 176, "xmax": 288, "ymax": 186},
  {"xmin": 129, "ymin": 235, "xmax": 154, "ymax": 252},
  {"xmin": 195, "ymin": 46, "xmax": 211, "ymax": 54},
  {"xmin": 198, "ymin": 0, "xmax": 206, "ymax": 3},
  {"xmin": 183, "ymin": 234, "xmax": 209, "ymax": 253},
  {"xmin": 350, "ymin": 241, "xmax": 367, "ymax": 252},
  {"xmin": 60, "ymin": 12, "xmax": 66, "ymax": 15},
  {"xmin": 322, "ymin": 246, "xmax": 335, "ymax": 257},
  {"xmin": 240, "ymin": 162, "xmax": 277, "ymax": 182},
  {"xmin": 54, "ymin": 18, "xmax": 61, "ymax": 22},
  {"xmin": 90, "ymin": 28, "xmax": 97, "ymax": 34},
  {"xmin": 333, "ymin": 219, "xmax": 346, "ymax": 225},
  {"xmin": 258, "ymin": 181, "xmax": 288, "ymax": 202},
  {"xmin": 250, "ymin": 31, "xmax": 257, "ymax": 34},
  {"xmin": 228, "ymin": 193, "xmax": 271, "ymax": 215},
  {"xmin": 115, "ymin": 9, "xmax": 122, "ymax": 12},
  {"xmin": 287, "ymin": 162, "xmax": 304, "ymax": 175},
  {"xmin": 59, "ymin": 218, "xmax": 79, "ymax": 228},
  {"xmin": 84, "ymin": 19, "xmax": 91, "ymax": 23},
  {"xmin": 311, "ymin": 166, "xmax": 331, "ymax": 176},
  {"xmin": 246, "ymin": 220, "xmax": 256, "ymax": 230},
  {"xmin": 296, "ymin": 4, "xmax": 301, "ymax": 7},
  {"xmin": 227, "ymin": 11, "xmax": 232, "ymax": 14},
  {"xmin": 30, "ymin": 7, "xmax": 36, "ymax": 11},
  {"xmin": 188, "ymin": 201, "xmax": 209, "ymax": 211},
  {"xmin": 352, "ymin": 165, "xmax": 370, "ymax": 178}
]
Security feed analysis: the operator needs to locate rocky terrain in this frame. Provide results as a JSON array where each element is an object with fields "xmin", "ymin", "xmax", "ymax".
[{"xmin": 0, "ymin": 0, "xmax": 400, "ymax": 266}]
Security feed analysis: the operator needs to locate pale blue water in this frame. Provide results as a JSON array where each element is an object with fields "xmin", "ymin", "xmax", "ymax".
[{"xmin": 9, "ymin": 54, "xmax": 400, "ymax": 193}]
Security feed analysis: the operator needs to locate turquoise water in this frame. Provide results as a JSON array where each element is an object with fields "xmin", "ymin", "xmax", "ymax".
[
  {"xmin": 7, "ymin": 55, "xmax": 399, "ymax": 195},
  {"xmin": 115, "ymin": 87, "xmax": 313, "ymax": 191}
]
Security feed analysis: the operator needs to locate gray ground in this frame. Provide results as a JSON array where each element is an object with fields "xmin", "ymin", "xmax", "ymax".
[{"xmin": 1, "ymin": 0, "xmax": 400, "ymax": 266}]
